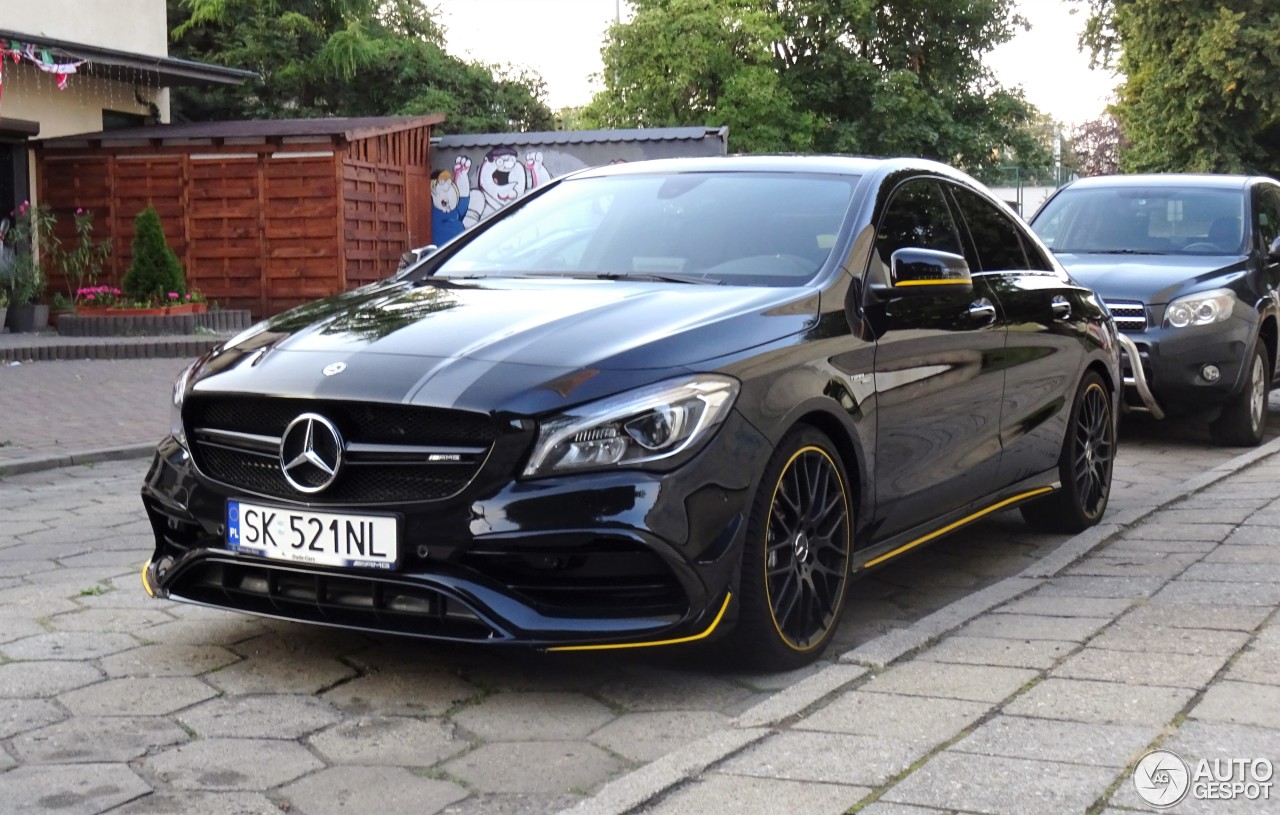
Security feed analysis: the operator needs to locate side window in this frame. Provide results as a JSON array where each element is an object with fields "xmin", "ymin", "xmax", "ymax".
[
  {"xmin": 1018, "ymin": 232, "xmax": 1055, "ymax": 272},
  {"xmin": 1256, "ymin": 188, "xmax": 1280, "ymax": 253},
  {"xmin": 872, "ymin": 180, "xmax": 964, "ymax": 281},
  {"xmin": 950, "ymin": 186, "xmax": 1030, "ymax": 273}
]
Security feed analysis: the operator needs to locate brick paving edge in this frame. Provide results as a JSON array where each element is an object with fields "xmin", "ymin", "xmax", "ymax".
[
  {"xmin": 559, "ymin": 433, "xmax": 1280, "ymax": 815},
  {"xmin": 0, "ymin": 443, "xmax": 156, "ymax": 477}
]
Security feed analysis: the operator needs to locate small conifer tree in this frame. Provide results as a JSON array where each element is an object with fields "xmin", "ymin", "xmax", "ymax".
[{"xmin": 122, "ymin": 206, "xmax": 185, "ymax": 304}]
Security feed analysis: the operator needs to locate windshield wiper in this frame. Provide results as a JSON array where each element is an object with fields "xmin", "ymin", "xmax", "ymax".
[
  {"xmin": 1060, "ymin": 249, "xmax": 1171, "ymax": 256},
  {"xmin": 592, "ymin": 272, "xmax": 724, "ymax": 285}
]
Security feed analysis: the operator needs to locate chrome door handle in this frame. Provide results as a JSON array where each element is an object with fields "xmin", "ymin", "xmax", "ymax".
[
  {"xmin": 969, "ymin": 300, "xmax": 997, "ymax": 323},
  {"xmin": 1051, "ymin": 296, "xmax": 1072, "ymax": 319}
]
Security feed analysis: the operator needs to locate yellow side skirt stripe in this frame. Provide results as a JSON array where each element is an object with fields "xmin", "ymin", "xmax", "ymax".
[
  {"xmin": 547, "ymin": 592, "xmax": 732, "ymax": 652},
  {"xmin": 141, "ymin": 560, "xmax": 155, "ymax": 597},
  {"xmin": 862, "ymin": 487, "xmax": 1054, "ymax": 569}
]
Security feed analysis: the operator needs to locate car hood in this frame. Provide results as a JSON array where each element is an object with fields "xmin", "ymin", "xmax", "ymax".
[
  {"xmin": 1054, "ymin": 253, "xmax": 1249, "ymax": 305},
  {"xmin": 190, "ymin": 277, "xmax": 816, "ymax": 414}
]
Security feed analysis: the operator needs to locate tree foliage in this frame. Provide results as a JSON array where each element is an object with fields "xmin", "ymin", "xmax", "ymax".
[
  {"xmin": 1070, "ymin": 114, "xmax": 1124, "ymax": 177},
  {"xmin": 167, "ymin": 0, "xmax": 554, "ymax": 133},
  {"xmin": 583, "ymin": 0, "xmax": 1049, "ymax": 175},
  {"xmin": 1079, "ymin": 0, "xmax": 1280, "ymax": 174},
  {"xmin": 123, "ymin": 207, "xmax": 186, "ymax": 304}
]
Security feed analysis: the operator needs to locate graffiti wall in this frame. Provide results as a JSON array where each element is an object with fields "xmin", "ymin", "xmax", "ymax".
[{"xmin": 429, "ymin": 127, "xmax": 728, "ymax": 245}]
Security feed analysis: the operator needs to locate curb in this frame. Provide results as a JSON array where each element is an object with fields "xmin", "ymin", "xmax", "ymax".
[
  {"xmin": 559, "ymin": 433, "xmax": 1280, "ymax": 815},
  {"xmin": 0, "ymin": 337, "xmax": 221, "ymax": 363},
  {"xmin": 0, "ymin": 444, "xmax": 156, "ymax": 478}
]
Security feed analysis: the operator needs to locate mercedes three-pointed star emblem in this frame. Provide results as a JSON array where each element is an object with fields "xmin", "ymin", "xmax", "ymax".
[{"xmin": 279, "ymin": 413, "xmax": 344, "ymax": 493}]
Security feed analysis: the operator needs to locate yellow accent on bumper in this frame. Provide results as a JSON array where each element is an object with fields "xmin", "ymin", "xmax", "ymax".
[
  {"xmin": 141, "ymin": 561, "xmax": 155, "ymax": 598},
  {"xmin": 547, "ymin": 592, "xmax": 732, "ymax": 652},
  {"xmin": 862, "ymin": 487, "xmax": 1054, "ymax": 569}
]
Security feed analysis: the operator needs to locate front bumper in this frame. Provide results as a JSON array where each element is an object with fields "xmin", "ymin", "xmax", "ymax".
[
  {"xmin": 140, "ymin": 411, "xmax": 770, "ymax": 649},
  {"xmin": 1116, "ymin": 317, "xmax": 1255, "ymax": 419}
]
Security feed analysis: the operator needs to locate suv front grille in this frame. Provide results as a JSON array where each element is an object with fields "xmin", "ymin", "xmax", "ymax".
[
  {"xmin": 1104, "ymin": 300, "xmax": 1148, "ymax": 333},
  {"xmin": 185, "ymin": 396, "xmax": 497, "ymax": 505}
]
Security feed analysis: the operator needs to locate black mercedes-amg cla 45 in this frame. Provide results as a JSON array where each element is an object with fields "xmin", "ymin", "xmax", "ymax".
[{"xmin": 142, "ymin": 156, "xmax": 1120, "ymax": 669}]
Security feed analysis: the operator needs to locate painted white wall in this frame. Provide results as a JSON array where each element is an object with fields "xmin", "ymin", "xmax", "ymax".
[
  {"xmin": 0, "ymin": 63, "xmax": 163, "ymax": 139},
  {"xmin": 0, "ymin": 0, "xmax": 169, "ymax": 57}
]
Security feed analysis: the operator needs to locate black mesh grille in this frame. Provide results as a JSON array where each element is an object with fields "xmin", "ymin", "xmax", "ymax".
[{"xmin": 187, "ymin": 396, "xmax": 496, "ymax": 504}]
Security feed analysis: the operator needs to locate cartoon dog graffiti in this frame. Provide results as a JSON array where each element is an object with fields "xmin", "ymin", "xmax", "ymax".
[
  {"xmin": 430, "ymin": 157, "xmax": 472, "ymax": 244},
  {"xmin": 462, "ymin": 148, "xmax": 551, "ymax": 228}
]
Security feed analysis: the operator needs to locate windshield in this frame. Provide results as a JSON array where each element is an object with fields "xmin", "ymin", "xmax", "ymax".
[
  {"xmin": 1032, "ymin": 185, "xmax": 1247, "ymax": 256},
  {"xmin": 430, "ymin": 172, "xmax": 858, "ymax": 287}
]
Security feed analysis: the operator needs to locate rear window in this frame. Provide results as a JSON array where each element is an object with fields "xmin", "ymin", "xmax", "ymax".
[{"xmin": 1032, "ymin": 185, "xmax": 1247, "ymax": 256}]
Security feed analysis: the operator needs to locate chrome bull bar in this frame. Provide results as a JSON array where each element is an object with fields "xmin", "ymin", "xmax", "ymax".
[{"xmin": 1116, "ymin": 332, "xmax": 1165, "ymax": 420}]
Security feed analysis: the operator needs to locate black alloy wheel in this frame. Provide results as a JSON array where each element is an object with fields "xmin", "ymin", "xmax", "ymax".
[
  {"xmin": 729, "ymin": 426, "xmax": 852, "ymax": 669},
  {"xmin": 1022, "ymin": 371, "xmax": 1115, "ymax": 533}
]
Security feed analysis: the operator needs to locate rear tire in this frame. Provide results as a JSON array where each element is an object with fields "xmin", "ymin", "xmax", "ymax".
[
  {"xmin": 727, "ymin": 426, "xmax": 852, "ymax": 671},
  {"xmin": 1020, "ymin": 371, "xmax": 1115, "ymax": 534},
  {"xmin": 1210, "ymin": 343, "xmax": 1270, "ymax": 447}
]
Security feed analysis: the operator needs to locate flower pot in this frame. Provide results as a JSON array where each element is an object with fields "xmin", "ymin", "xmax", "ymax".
[
  {"xmin": 75, "ymin": 306, "xmax": 112, "ymax": 316},
  {"xmin": 107, "ymin": 307, "xmax": 169, "ymax": 316},
  {"xmin": 50, "ymin": 309, "xmax": 76, "ymax": 330},
  {"xmin": 5, "ymin": 303, "xmax": 50, "ymax": 333}
]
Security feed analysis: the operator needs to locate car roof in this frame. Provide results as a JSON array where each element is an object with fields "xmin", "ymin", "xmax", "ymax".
[
  {"xmin": 1063, "ymin": 173, "xmax": 1261, "ymax": 192},
  {"xmin": 568, "ymin": 154, "xmax": 966, "ymax": 180}
]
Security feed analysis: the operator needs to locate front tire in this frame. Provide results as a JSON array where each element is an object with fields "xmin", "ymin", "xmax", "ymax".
[
  {"xmin": 728, "ymin": 426, "xmax": 852, "ymax": 671},
  {"xmin": 1210, "ymin": 343, "xmax": 1270, "ymax": 447},
  {"xmin": 1021, "ymin": 371, "xmax": 1115, "ymax": 534}
]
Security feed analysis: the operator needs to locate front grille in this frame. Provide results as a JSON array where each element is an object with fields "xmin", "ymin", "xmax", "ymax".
[
  {"xmin": 186, "ymin": 396, "xmax": 497, "ymax": 505},
  {"xmin": 171, "ymin": 559, "xmax": 501, "ymax": 641},
  {"xmin": 461, "ymin": 539, "xmax": 686, "ymax": 617},
  {"xmin": 1104, "ymin": 300, "xmax": 1147, "ymax": 333}
]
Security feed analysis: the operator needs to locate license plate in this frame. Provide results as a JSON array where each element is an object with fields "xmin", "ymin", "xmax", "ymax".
[{"xmin": 226, "ymin": 501, "xmax": 398, "ymax": 570}]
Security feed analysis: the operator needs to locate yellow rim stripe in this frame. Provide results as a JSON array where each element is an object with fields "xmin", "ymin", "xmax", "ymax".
[
  {"xmin": 895, "ymin": 279, "xmax": 966, "ymax": 287},
  {"xmin": 547, "ymin": 592, "xmax": 732, "ymax": 652},
  {"xmin": 141, "ymin": 560, "xmax": 155, "ymax": 598},
  {"xmin": 862, "ymin": 487, "xmax": 1054, "ymax": 569}
]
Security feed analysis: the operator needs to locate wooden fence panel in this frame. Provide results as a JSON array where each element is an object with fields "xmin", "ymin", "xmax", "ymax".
[{"xmin": 188, "ymin": 156, "xmax": 264, "ymax": 313}]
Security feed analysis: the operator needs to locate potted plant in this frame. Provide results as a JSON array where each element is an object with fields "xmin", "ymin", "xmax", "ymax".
[
  {"xmin": 0, "ymin": 288, "xmax": 8, "ymax": 331},
  {"xmin": 119, "ymin": 206, "xmax": 185, "ymax": 314},
  {"xmin": 54, "ymin": 207, "xmax": 111, "ymax": 310},
  {"xmin": 3, "ymin": 201, "xmax": 56, "ymax": 333},
  {"xmin": 49, "ymin": 292, "xmax": 75, "ymax": 330}
]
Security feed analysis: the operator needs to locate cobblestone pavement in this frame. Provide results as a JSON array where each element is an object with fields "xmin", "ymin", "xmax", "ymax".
[{"xmin": 0, "ymin": 359, "xmax": 1278, "ymax": 813}]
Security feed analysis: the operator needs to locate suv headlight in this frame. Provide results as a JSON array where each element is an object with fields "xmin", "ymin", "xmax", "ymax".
[
  {"xmin": 522, "ymin": 375, "xmax": 740, "ymax": 477},
  {"xmin": 1164, "ymin": 288, "xmax": 1236, "ymax": 328},
  {"xmin": 170, "ymin": 361, "xmax": 198, "ymax": 448}
]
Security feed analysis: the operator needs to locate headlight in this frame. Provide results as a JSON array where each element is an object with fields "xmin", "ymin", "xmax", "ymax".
[
  {"xmin": 522, "ymin": 375, "xmax": 740, "ymax": 477},
  {"xmin": 1164, "ymin": 288, "xmax": 1236, "ymax": 328},
  {"xmin": 170, "ymin": 361, "xmax": 198, "ymax": 448}
]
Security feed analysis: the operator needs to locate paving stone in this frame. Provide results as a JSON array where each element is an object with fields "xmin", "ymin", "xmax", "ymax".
[
  {"xmin": 951, "ymin": 715, "xmax": 1161, "ymax": 768},
  {"xmin": 11, "ymin": 715, "xmax": 189, "ymax": 763},
  {"xmin": 1191, "ymin": 681, "xmax": 1280, "ymax": 729},
  {"xmin": 202, "ymin": 653, "xmax": 358, "ymax": 696},
  {"xmin": 591, "ymin": 710, "xmax": 731, "ymax": 763},
  {"xmin": 444, "ymin": 740, "xmax": 625, "ymax": 794},
  {"xmin": 1031, "ymin": 575, "xmax": 1167, "ymax": 599},
  {"xmin": 880, "ymin": 751, "xmax": 1115, "ymax": 815},
  {"xmin": 1150, "ymin": 579, "xmax": 1280, "ymax": 607},
  {"xmin": 228, "ymin": 629, "xmax": 372, "ymax": 662},
  {"xmin": 1223, "ymin": 526, "xmax": 1280, "ymax": 546},
  {"xmin": 1124, "ymin": 522, "xmax": 1238, "ymax": 542},
  {"xmin": 861, "ymin": 661, "xmax": 1036, "ymax": 703},
  {"xmin": 1225, "ymin": 646, "xmax": 1280, "ymax": 686},
  {"xmin": 0, "ymin": 660, "xmax": 103, "ymax": 697},
  {"xmin": 1119, "ymin": 603, "xmax": 1272, "ymax": 633},
  {"xmin": 110, "ymin": 791, "xmax": 283, "ymax": 815},
  {"xmin": 438, "ymin": 792, "xmax": 580, "ymax": 815},
  {"xmin": 1064, "ymin": 552, "xmax": 1200, "ymax": 579},
  {"xmin": 279, "ymin": 766, "xmax": 469, "ymax": 815},
  {"xmin": 320, "ymin": 670, "xmax": 479, "ymax": 717},
  {"xmin": 642, "ymin": 774, "xmax": 866, "ymax": 815},
  {"xmin": 142, "ymin": 738, "xmax": 324, "ymax": 790},
  {"xmin": 99, "ymin": 643, "xmax": 240, "ymax": 678},
  {"xmin": 918, "ymin": 635, "xmax": 1076, "ymax": 670},
  {"xmin": 794, "ymin": 692, "xmax": 989, "ymax": 746},
  {"xmin": 1182, "ymin": 562, "xmax": 1280, "ymax": 583},
  {"xmin": 1206, "ymin": 545, "xmax": 1280, "ymax": 564},
  {"xmin": 180, "ymin": 694, "xmax": 342, "ymax": 739},
  {"xmin": 958, "ymin": 613, "xmax": 1111, "ymax": 642},
  {"xmin": 453, "ymin": 691, "xmax": 615, "ymax": 741},
  {"xmin": 1053, "ymin": 647, "xmax": 1228, "ymax": 688},
  {"xmin": 855, "ymin": 804, "xmax": 961, "ymax": 815},
  {"xmin": 134, "ymin": 616, "xmax": 268, "ymax": 646},
  {"xmin": 1103, "ymin": 538, "xmax": 1218, "ymax": 555},
  {"xmin": 718, "ymin": 730, "xmax": 924, "ymax": 787},
  {"xmin": 1088, "ymin": 622, "xmax": 1250, "ymax": 657},
  {"xmin": 46, "ymin": 607, "xmax": 174, "ymax": 633},
  {"xmin": 1150, "ymin": 507, "xmax": 1256, "ymax": 525},
  {"xmin": 597, "ymin": 669, "xmax": 756, "ymax": 713},
  {"xmin": 0, "ymin": 616, "xmax": 47, "ymax": 644},
  {"xmin": 1005, "ymin": 677, "xmax": 1195, "ymax": 726},
  {"xmin": 0, "ymin": 763, "xmax": 152, "ymax": 815},
  {"xmin": 0, "ymin": 631, "xmax": 138, "ymax": 661},
  {"xmin": 0, "ymin": 698, "xmax": 67, "ymax": 740},
  {"xmin": 59, "ymin": 676, "xmax": 217, "ymax": 716},
  {"xmin": 308, "ymin": 715, "xmax": 468, "ymax": 766}
]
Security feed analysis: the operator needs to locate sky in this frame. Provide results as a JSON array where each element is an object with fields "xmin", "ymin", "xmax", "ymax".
[{"xmin": 431, "ymin": 0, "xmax": 1119, "ymax": 126}]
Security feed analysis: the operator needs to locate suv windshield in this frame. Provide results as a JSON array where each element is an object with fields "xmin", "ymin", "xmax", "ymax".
[
  {"xmin": 1032, "ymin": 185, "xmax": 1247, "ymax": 256},
  {"xmin": 430, "ymin": 172, "xmax": 858, "ymax": 287}
]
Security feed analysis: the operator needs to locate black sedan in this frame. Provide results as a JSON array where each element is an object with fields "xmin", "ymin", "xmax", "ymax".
[
  {"xmin": 142, "ymin": 156, "xmax": 1119, "ymax": 669},
  {"xmin": 1031, "ymin": 174, "xmax": 1280, "ymax": 445}
]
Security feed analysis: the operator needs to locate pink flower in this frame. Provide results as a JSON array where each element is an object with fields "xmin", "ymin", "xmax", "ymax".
[
  {"xmin": 167, "ymin": 292, "xmax": 179, "ymax": 300},
  {"xmin": 75, "ymin": 208, "xmax": 83, "ymax": 215}
]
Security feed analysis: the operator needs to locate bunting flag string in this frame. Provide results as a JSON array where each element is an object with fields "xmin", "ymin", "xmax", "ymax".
[{"xmin": 0, "ymin": 40, "xmax": 87, "ymax": 95}]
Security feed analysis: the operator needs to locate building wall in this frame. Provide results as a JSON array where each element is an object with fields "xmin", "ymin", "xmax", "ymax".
[
  {"xmin": 0, "ymin": 63, "xmax": 164, "ymax": 140},
  {"xmin": 0, "ymin": 0, "xmax": 169, "ymax": 57}
]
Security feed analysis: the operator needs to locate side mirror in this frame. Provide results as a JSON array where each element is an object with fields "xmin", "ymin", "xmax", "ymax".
[
  {"xmin": 874, "ymin": 248, "xmax": 973, "ymax": 298},
  {"xmin": 397, "ymin": 244, "xmax": 438, "ymax": 272}
]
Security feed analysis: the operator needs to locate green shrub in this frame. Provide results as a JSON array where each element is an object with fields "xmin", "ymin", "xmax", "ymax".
[{"xmin": 122, "ymin": 206, "xmax": 185, "ymax": 304}]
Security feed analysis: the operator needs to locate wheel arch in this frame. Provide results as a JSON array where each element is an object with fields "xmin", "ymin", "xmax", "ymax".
[
  {"xmin": 1258, "ymin": 314, "xmax": 1277, "ymax": 378},
  {"xmin": 783, "ymin": 407, "xmax": 867, "ymax": 516}
]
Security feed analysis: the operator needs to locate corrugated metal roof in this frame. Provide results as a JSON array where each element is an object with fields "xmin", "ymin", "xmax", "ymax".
[
  {"xmin": 434, "ymin": 126, "xmax": 728, "ymax": 149},
  {"xmin": 40, "ymin": 115, "xmax": 446, "ymax": 146}
]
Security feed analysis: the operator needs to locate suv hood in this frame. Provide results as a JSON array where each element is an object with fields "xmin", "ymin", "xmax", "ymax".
[
  {"xmin": 190, "ymin": 277, "xmax": 815, "ymax": 414},
  {"xmin": 1054, "ymin": 253, "xmax": 1249, "ymax": 305}
]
